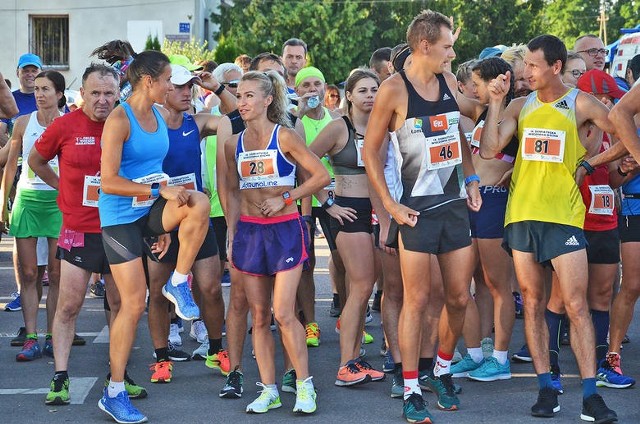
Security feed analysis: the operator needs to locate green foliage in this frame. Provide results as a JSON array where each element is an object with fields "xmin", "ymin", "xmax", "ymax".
[
  {"xmin": 144, "ymin": 34, "xmax": 162, "ymax": 51},
  {"xmin": 162, "ymin": 37, "xmax": 217, "ymax": 63}
]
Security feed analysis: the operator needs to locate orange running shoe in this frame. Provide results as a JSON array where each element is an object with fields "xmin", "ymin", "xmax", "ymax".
[
  {"xmin": 335, "ymin": 360, "xmax": 372, "ymax": 387},
  {"xmin": 355, "ymin": 358, "xmax": 386, "ymax": 381},
  {"xmin": 206, "ymin": 349, "xmax": 231, "ymax": 376},
  {"xmin": 150, "ymin": 360, "xmax": 173, "ymax": 383}
]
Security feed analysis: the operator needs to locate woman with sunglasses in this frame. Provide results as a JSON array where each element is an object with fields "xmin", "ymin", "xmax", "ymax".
[{"xmin": 324, "ymin": 84, "xmax": 341, "ymax": 111}]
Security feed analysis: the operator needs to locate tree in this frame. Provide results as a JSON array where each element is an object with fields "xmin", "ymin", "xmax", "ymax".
[
  {"xmin": 162, "ymin": 38, "xmax": 217, "ymax": 63},
  {"xmin": 144, "ymin": 33, "xmax": 162, "ymax": 51}
]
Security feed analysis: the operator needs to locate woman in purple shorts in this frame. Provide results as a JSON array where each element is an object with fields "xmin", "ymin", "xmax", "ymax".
[{"xmin": 223, "ymin": 70, "xmax": 329, "ymax": 414}]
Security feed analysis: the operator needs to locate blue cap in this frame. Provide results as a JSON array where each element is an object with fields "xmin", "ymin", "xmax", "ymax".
[
  {"xmin": 18, "ymin": 53, "xmax": 42, "ymax": 69},
  {"xmin": 478, "ymin": 47, "xmax": 503, "ymax": 60}
]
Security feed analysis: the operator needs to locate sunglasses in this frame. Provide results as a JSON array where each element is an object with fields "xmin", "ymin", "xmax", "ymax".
[
  {"xmin": 566, "ymin": 69, "xmax": 585, "ymax": 79},
  {"xmin": 329, "ymin": 94, "xmax": 339, "ymax": 98},
  {"xmin": 577, "ymin": 48, "xmax": 609, "ymax": 58},
  {"xmin": 224, "ymin": 80, "xmax": 240, "ymax": 88}
]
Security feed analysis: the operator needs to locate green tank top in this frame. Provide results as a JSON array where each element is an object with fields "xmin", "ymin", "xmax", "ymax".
[
  {"xmin": 204, "ymin": 112, "xmax": 224, "ymax": 218},
  {"xmin": 301, "ymin": 107, "xmax": 335, "ymax": 207}
]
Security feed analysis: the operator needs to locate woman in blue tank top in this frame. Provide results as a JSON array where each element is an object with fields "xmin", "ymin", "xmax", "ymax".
[{"xmin": 98, "ymin": 50, "xmax": 211, "ymax": 424}]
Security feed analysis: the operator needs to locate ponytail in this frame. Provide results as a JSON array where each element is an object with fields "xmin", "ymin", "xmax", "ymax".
[{"xmin": 241, "ymin": 71, "xmax": 291, "ymax": 128}]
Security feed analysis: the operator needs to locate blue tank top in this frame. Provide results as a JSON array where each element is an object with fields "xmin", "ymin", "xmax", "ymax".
[
  {"xmin": 235, "ymin": 124, "xmax": 296, "ymax": 189},
  {"xmin": 165, "ymin": 113, "xmax": 203, "ymax": 192},
  {"xmin": 621, "ymin": 129, "xmax": 640, "ymax": 216},
  {"xmin": 99, "ymin": 102, "xmax": 169, "ymax": 227}
]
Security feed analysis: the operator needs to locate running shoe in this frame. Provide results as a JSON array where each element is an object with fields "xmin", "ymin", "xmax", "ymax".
[
  {"xmin": 329, "ymin": 299, "xmax": 341, "ymax": 317},
  {"xmin": 551, "ymin": 367, "xmax": 564, "ymax": 394},
  {"xmin": 452, "ymin": 347, "xmax": 463, "ymax": 364},
  {"xmin": 16, "ymin": 338, "xmax": 42, "ymax": 362},
  {"xmin": 383, "ymin": 350, "xmax": 395, "ymax": 373},
  {"xmin": 152, "ymin": 342, "xmax": 190, "ymax": 362},
  {"xmin": 305, "ymin": 322, "xmax": 320, "ymax": 347},
  {"xmin": 189, "ymin": 319, "xmax": 208, "ymax": 344},
  {"xmin": 220, "ymin": 368, "xmax": 244, "ymax": 398},
  {"xmin": 531, "ymin": 387, "xmax": 560, "ymax": 417},
  {"xmin": 168, "ymin": 322, "xmax": 182, "ymax": 347},
  {"xmin": 245, "ymin": 383, "xmax": 281, "ymax": 413},
  {"xmin": 513, "ymin": 292, "xmax": 523, "ymax": 319},
  {"xmin": 43, "ymin": 336, "xmax": 54, "ymax": 358},
  {"xmin": 206, "ymin": 349, "xmax": 231, "ymax": 376},
  {"xmin": 356, "ymin": 358, "xmax": 385, "ymax": 381},
  {"xmin": 72, "ymin": 333, "xmax": 86, "ymax": 346},
  {"xmin": 335, "ymin": 360, "xmax": 372, "ymax": 387},
  {"xmin": 372, "ymin": 291, "xmax": 382, "ymax": 312},
  {"xmin": 5, "ymin": 292, "xmax": 21, "ymax": 311},
  {"xmin": 98, "ymin": 388, "xmax": 148, "ymax": 424},
  {"xmin": 192, "ymin": 340, "xmax": 209, "ymax": 360},
  {"xmin": 46, "ymin": 374, "xmax": 70, "ymax": 405},
  {"xmin": 580, "ymin": 393, "xmax": 617, "ymax": 423},
  {"xmin": 162, "ymin": 275, "xmax": 199, "ymax": 320},
  {"xmin": 365, "ymin": 305, "xmax": 373, "ymax": 324},
  {"xmin": 149, "ymin": 361, "xmax": 173, "ymax": 383},
  {"xmin": 220, "ymin": 269, "xmax": 231, "ymax": 287},
  {"xmin": 450, "ymin": 354, "xmax": 483, "ymax": 378},
  {"xmin": 42, "ymin": 270, "xmax": 49, "ymax": 286},
  {"xmin": 335, "ymin": 318, "xmax": 341, "ymax": 333},
  {"xmin": 468, "ymin": 356, "xmax": 511, "ymax": 381},
  {"xmin": 596, "ymin": 353, "xmax": 636, "ymax": 389},
  {"xmin": 281, "ymin": 368, "xmax": 297, "ymax": 394},
  {"xmin": 512, "ymin": 344, "xmax": 532, "ymax": 362},
  {"xmin": 90, "ymin": 280, "xmax": 105, "ymax": 298},
  {"xmin": 10, "ymin": 326, "xmax": 26, "ymax": 346},
  {"xmin": 481, "ymin": 337, "xmax": 494, "ymax": 358},
  {"xmin": 362, "ymin": 330, "xmax": 374, "ymax": 344},
  {"xmin": 422, "ymin": 372, "xmax": 459, "ymax": 411},
  {"xmin": 124, "ymin": 373, "xmax": 147, "ymax": 399},
  {"xmin": 293, "ymin": 377, "xmax": 316, "ymax": 414},
  {"xmin": 391, "ymin": 367, "xmax": 404, "ymax": 399},
  {"xmin": 403, "ymin": 392, "xmax": 433, "ymax": 424}
]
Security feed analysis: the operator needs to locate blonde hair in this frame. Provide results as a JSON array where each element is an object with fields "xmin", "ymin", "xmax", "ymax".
[
  {"xmin": 500, "ymin": 44, "xmax": 527, "ymax": 69},
  {"xmin": 406, "ymin": 10, "xmax": 451, "ymax": 50},
  {"xmin": 241, "ymin": 71, "xmax": 291, "ymax": 128}
]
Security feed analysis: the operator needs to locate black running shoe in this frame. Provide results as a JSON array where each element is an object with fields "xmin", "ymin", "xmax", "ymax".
[
  {"xmin": 219, "ymin": 368, "xmax": 244, "ymax": 398},
  {"xmin": 531, "ymin": 387, "xmax": 560, "ymax": 417},
  {"xmin": 580, "ymin": 394, "xmax": 617, "ymax": 423},
  {"xmin": 10, "ymin": 326, "xmax": 26, "ymax": 346}
]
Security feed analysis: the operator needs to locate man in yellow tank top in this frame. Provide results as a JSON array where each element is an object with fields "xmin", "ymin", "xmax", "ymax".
[{"xmin": 480, "ymin": 35, "xmax": 618, "ymax": 423}]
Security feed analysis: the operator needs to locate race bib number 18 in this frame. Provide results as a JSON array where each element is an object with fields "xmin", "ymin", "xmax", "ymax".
[{"xmin": 589, "ymin": 185, "xmax": 614, "ymax": 215}]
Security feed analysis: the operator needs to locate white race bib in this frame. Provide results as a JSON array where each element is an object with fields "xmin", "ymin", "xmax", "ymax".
[
  {"xmin": 522, "ymin": 128, "xmax": 566, "ymax": 163},
  {"xmin": 588, "ymin": 185, "xmax": 614, "ymax": 215},
  {"xmin": 82, "ymin": 175, "xmax": 101, "ymax": 208}
]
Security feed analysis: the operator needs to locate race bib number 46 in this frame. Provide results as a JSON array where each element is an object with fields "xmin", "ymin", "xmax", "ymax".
[
  {"xmin": 522, "ymin": 128, "xmax": 566, "ymax": 163},
  {"xmin": 425, "ymin": 132, "xmax": 462, "ymax": 170}
]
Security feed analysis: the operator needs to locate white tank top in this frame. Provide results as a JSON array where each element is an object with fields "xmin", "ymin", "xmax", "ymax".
[{"xmin": 17, "ymin": 111, "xmax": 59, "ymax": 191}]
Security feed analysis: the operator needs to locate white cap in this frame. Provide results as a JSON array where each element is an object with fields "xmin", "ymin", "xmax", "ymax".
[{"xmin": 170, "ymin": 64, "xmax": 201, "ymax": 86}]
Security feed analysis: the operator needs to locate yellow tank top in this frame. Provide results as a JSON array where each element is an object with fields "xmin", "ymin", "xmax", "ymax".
[{"xmin": 505, "ymin": 88, "xmax": 586, "ymax": 228}]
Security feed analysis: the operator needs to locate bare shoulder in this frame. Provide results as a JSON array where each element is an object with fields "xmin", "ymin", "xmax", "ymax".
[{"xmin": 278, "ymin": 126, "xmax": 305, "ymax": 145}]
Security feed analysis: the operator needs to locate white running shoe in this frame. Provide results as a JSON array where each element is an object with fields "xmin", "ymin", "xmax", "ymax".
[
  {"xmin": 246, "ymin": 383, "xmax": 281, "ymax": 413},
  {"xmin": 293, "ymin": 377, "xmax": 317, "ymax": 414},
  {"xmin": 168, "ymin": 323, "xmax": 182, "ymax": 347},
  {"xmin": 192, "ymin": 340, "xmax": 209, "ymax": 360},
  {"xmin": 189, "ymin": 320, "xmax": 208, "ymax": 344}
]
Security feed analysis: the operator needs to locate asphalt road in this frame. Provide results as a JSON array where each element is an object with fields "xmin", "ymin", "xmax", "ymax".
[{"xmin": 1, "ymin": 235, "xmax": 638, "ymax": 424}]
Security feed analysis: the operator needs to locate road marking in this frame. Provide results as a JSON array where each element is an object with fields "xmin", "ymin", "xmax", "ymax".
[
  {"xmin": 0, "ymin": 377, "xmax": 97, "ymax": 404},
  {"xmin": 90, "ymin": 326, "xmax": 109, "ymax": 343}
]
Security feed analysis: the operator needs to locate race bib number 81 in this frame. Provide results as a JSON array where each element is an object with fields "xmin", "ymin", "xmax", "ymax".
[{"xmin": 522, "ymin": 128, "xmax": 566, "ymax": 163}]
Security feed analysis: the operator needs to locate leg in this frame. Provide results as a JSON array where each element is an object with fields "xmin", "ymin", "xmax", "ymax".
[
  {"xmin": 243, "ymin": 275, "xmax": 275, "ymax": 384},
  {"xmin": 16, "ymin": 237, "xmax": 39, "ymax": 334},
  {"xmin": 146, "ymin": 259, "xmax": 174, "ymax": 350},
  {"xmin": 381, "ymin": 249, "xmax": 402, "ymax": 362},
  {"xmin": 45, "ymin": 237, "xmax": 61, "ymax": 334},
  {"xmin": 192, "ymin": 255, "xmax": 224, "ymax": 338},
  {"xmin": 608, "ymin": 242, "xmax": 640, "ymax": 353},
  {"xmin": 226, "ymin": 267, "xmax": 249, "ymax": 370}
]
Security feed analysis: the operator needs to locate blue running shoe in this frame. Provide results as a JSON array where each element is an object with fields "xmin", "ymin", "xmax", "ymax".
[
  {"xmin": 468, "ymin": 356, "xmax": 511, "ymax": 382},
  {"xmin": 450, "ymin": 354, "xmax": 483, "ymax": 378},
  {"xmin": 550, "ymin": 369, "xmax": 564, "ymax": 394},
  {"xmin": 98, "ymin": 388, "xmax": 148, "ymax": 423},
  {"xmin": 43, "ymin": 337, "xmax": 54, "ymax": 358},
  {"xmin": 383, "ymin": 350, "xmax": 395, "ymax": 373},
  {"xmin": 403, "ymin": 392, "xmax": 433, "ymax": 423},
  {"xmin": 5, "ymin": 292, "xmax": 21, "ymax": 311},
  {"xmin": 512, "ymin": 344, "xmax": 532, "ymax": 363},
  {"xmin": 16, "ymin": 338, "xmax": 42, "ymax": 362},
  {"xmin": 596, "ymin": 353, "xmax": 636, "ymax": 389},
  {"xmin": 162, "ymin": 275, "xmax": 199, "ymax": 320}
]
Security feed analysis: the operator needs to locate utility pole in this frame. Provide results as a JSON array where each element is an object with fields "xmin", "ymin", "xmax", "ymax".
[{"xmin": 598, "ymin": 0, "xmax": 609, "ymax": 45}]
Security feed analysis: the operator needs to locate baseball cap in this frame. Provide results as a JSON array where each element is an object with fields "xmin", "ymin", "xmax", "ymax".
[
  {"xmin": 170, "ymin": 64, "xmax": 201, "ymax": 86},
  {"xmin": 168, "ymin": 54, "xmax": 203, "ymax": 72},
  {"xmin": 18, "ymin": 53, "xmax": 43, "ymax": 69},
  {"xmin": 576, "ymin": 69, "xmax": 627, "ymax": 100},
  {"xmin": 295, "ymin": 66, "xmax": 325, "ymax": 87},
  {"xmin": 479, "ymin": 45, "xmax": 507, "ymax": 60}
]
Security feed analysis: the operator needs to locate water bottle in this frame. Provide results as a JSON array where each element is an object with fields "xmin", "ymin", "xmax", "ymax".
[{"xmin": 307, "ymin": 95, "xmax": 320, "ymax": 109}]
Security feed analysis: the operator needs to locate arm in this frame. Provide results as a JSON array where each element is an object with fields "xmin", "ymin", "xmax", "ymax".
[
  {"xmin": 479, "ymin": 72, "xmax": 521, "ymax": 159},
  {"xmin": 447, "ymin": 72, "xmax": 484, "ymax": 122},
  {"xmin": 197, "ymin": 72, "xmax": 236, "ymax": 115},
  {"xmin": 294, "ymin": 116, "xmax": 313, "ymax": 217},
  {"xmin": 609, "ymin": 84, "xmax": 640, "ymax": 162},
  {"xmin": 0, "ymin": 117, "xmax": 26, "ymax": 225},
  {"xmin": 28, "ymin": 149, "xmax": 59, "ymax": 190},
  {"xmin": 195, "ymin": 113, "xmax": 222, "ymax": 138},
  {"xmin": 216, "ymin": 116, "xmax": 233, "ymax": 217},
  {"xmin": 223, "ymin": 133, "xmax": 241, "ymax": 263},
  {"xmin": 460, "ymin": 127, "xmax": 481, "ymax": 212},
  {"xmin": 0, "ymin": 74, "xmax": 18, "ymax": 119}
]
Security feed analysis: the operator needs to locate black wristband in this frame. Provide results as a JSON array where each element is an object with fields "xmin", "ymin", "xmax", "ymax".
[
  {"xmin": 617, "ymin": 166, "xmax": 629, "ymax": 177},
  {"xmin": 214, "ymin": 84, "xmax": 225, "ymax": 96},
  {"xmin": 579, "ymin": 160, "xmax": 595, "ymax": 176}
]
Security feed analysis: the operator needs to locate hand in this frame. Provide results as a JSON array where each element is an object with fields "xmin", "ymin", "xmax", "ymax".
[
  {"xmin": 160, "ymin": 185, "xmax": 190, "ymax": 206},
  {"xmin": 449, "ymin": 16, "xmax": 461, "ymax": 43},
  {"xmin": 600, "ymin": 97, "xmax": 614, "ymax": 110},
  {"xmin": 259, "ymin": 196, "xmax": 286, "ymax": 217},
  {"xmin": 153, "ymin": 233, "xmax": 171, "ymax": 260},
  {"xmin": 326, "ymin": 204, "xmax": 357, "ymax": 226},
  {"xmin": 0, "ymin": 219, "xmax": 8, "ymax": 235},
  {"xmin": 296, "ymin": 93, "xmax": 320, "ymax": 118},
  {"xmin": 466, "ymin": 182, "xmax": 482, "ymax": 212},
  {"xmin": 377, "ymin": 220, "xmax": 397, "ymax": 256},
  {"xmin": 620, "ymin": 155, "xmax": 639, "ymax": 174},
  {"xmin": 196, "ymin": 71, "xmax": 221, "ymax": 92},
  {"xmin": 388, "ymin": 202, "xmax": 419, "ymax": 227},
  {"xmin": 575, "ymin": 163, "xmax": 587, "ymax": 187},
  {"xmin": 496, "ymin": 168, "xmax": 513, "ymax": 187},
  {"xmin": 488, "ymin": 71, "xmax": 511, "ymax": 102}
]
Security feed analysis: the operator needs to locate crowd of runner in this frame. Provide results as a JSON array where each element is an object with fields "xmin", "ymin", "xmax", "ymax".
[{"xmin": 1, "ymin": 8, "xmax": 640, "ymax": 424}]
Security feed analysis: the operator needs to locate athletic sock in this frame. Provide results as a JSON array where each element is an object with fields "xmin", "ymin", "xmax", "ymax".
[
  {"xmin": 492, "ymin": 350, "xmax": 508, "ymax": 365},
  {"xmin": 545, "ymin": 309, "xmax": 564, "ymax": 370},
  {"xmin": 537, "ymin": 372, "xmax": 553, "ymax": 390},
  {"xmin": 582, "ymin": 377, "xmax": 597, "ymax": 399},
  {"xmin": 155, "ymin": 347, "xmax": 170, "ymax": 362},
  {"xmin": 468, "ymin": 347, "xmax": 484, "ymax": 363},
  {"xmin": 54, "ymin": 370, "xmax": 68, "ymax": 380},
  {"xmin": 265, "ymin": 383, "xmax": 278, "ymax": 395},
  {"xmin": 332, "ymin": 293, "xmax": 339, "ymax": 306},
  {"xmin": 591, "ymin": 309, "xmax": 610, "ymax": 364},
  {"xmin": 170, "ymin": 271, "xmax": 189, "ymax": 287},
  {"xmin": 418, "ymin": 357, "xmax": 432, "ymax": 372},
  {"xmin": 434, "ymin": 350, "xmax": 453, "ymax": 376},
  {"xmin": 208, "ymin": 338, "xmax": 223, "ymax": 356},
  {"xmin": 26, "ymin": 333, "xmax": 38, "ymax": 340},
  {"xmin": 402, "ymin": 369, "xmax": 420, "ymax": 400},
  {"xmin": 107, "ymin": 379, "xmax": 126, "ymax": 397}
]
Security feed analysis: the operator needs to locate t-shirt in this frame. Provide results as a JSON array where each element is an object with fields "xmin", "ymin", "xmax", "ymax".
[
  {"xmin": 1, "ymin": 90, "xmax": 37, "ymax": 127},
  {"xmin": 35, "ymin": 108, "xmax": 105, "ymax": 233},
  {"xmin": 580, "ymin": 134, "xmax": 617, "ymax": 232}
]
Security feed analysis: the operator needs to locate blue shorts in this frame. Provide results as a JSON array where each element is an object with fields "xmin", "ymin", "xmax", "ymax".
[
  {"xmin": 231, "ymin": 213, "xmax": 309, "ymax": 277},
  {"xmin": 469, "ymin": 186, "xmax": 508, "ymax": 239}
]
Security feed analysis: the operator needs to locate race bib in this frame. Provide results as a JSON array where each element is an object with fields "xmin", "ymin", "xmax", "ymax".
[
  {"xmin": 470, "ymin": 120, "xmax": 483, "ymax": 149},
  {"xmin": 238, "ymin": 150, "xmax": 280, "ymax": 189},
  {"xmin": 588, "ymin": 185, "xmax": 614, "ymax": 215},
  {"xmin": 82, "ymin": 175, "xmax": 101, "ymax": 207},
  {"xmin": 168, "ymin": 173, "xmax": 197, "ymax": 190},
  {"xmin": 522, "ymin": 128, "xmax": 566, "ymax": 163},
  {"xmin": 356, "ymin": 137, "xmax": 365, "ymax": 167},
  {"xmin": 131, "ymin": 173, "xmax": 169, "ymax": 208},
  {"xmin": 425, "ymin": 131, "xmax": 462, "ymax": 170}
]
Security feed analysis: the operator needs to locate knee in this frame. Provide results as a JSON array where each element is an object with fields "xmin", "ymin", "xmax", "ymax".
[
  {"xmin": 250, "ymin": 306, "xmax": 271, "ymax": 329},
  {"xmin": 120, "ymin": 297, "xmax": 147, "ymax": 319},
  {"xmin": 619, "ymin": 279, "xmax": 640, "ymax": 301},
  {"xmin": 20, "ymin": 267, "xmax": 39, "ymax": 285},
  {"xmin": 201, "ymin": 282, "xmax": 223, "ymax": 303},
  {"xmin": 564, "ymin": 298, "xmax": 589, "ymax": 318},
  {"xmin": 189, "ymin": 192, "xmax": 211, "ymax": 219},
  {"xmin": 57, "ymin": 299, "xmax": 83, "ymax": 320},
  {"xmin": 273, "ymin": 309, "xmax": 296, "ymax": 329},
  {"xmin": 445, "ymin": 291, "xmax": 469, "ymax": 312}
]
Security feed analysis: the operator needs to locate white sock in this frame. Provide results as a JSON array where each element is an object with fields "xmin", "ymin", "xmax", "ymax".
[
  {"xmin": 493, "ymin": 350, "xmax": 508, "ymax": 365},
  {"xmin": 170, "ymin": 271, "xmax": 188, "ymax": 287},
  {"xmin": 403, "ymin": 378, "xmax": 421, "ymax": 400},
  {"xmin": 434, "ymin": 355, "xmax": 452, "ymax": 377},
  {"xmin": 266, "ymin": 383, "xmax": 279, "ymax": 396},
  {"xmin": 468, "ymin": 347, "xmax": 484, "ymax": 364},
  {"xmin": 107, "ymin": 379, "xmax": 125, "ymax": 397}
]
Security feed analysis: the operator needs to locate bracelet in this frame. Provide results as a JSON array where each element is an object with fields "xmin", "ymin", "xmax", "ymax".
[
  {"xmin": 464, "ymin": 174, "xmax": 480, "ymax": 186},
  {"xmin": 617, "ymin": 166, "xmax": 629, "ymax": 177},
  {"xmin": 579, "ymin": 160, "xmax": 595, "ymax": 175},
  {"xmin": 214, "ymin": 84, "xmax": 225, "ymax": 96}
]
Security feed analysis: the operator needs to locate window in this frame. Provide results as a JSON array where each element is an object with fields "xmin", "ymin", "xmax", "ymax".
[{"xmin": 30, "ymin": 15, "xmax": 69, "ymax": 69}]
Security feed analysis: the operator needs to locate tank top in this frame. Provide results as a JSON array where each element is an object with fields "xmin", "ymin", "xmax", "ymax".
[
  {"xmin": 235, "ymin": 124, "xmax": 296, "ymax": 190},
  {"xmin": 505, "ymin": 89, "xmax": 586, "ymax": 228},
  {"xmin": 165, "ymin": 113, "xmax": 203, "ymax": 192},
  {"xmin": 331, "ymin": 116, "xmax": 366, "ymax": 176},
  {"xmin": 470, "ymin": 109, "xmax": 518, "ymax": 163},
  {"xmin": 98, "ymin": 102, "xmax": 169, "ymax": 227},
  {"xmin": 580, "ymin": 134, "xmax": 617, "ymax": 231},
  {"xmin": 18, "ymin": 111, "xmax": 60, "ymax": 191},
  {"xmin": 620, "ymin": 128, "xmax": 640, "ymax": 216},
  {"xmin": 394, "ymin": 71, "xmax": 465, "ymax": 212},
  {"xmin": 301, "ymin": 107, "xmax": 335, "ymax": 206}
]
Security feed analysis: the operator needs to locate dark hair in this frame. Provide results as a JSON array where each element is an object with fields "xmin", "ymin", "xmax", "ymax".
[
  {"xmin": 324, "ymin": 84, "xmax": 340, "ymax": 104},
  {"xmin": 282, "ymin": 38, "xmax": 307, "ymax": 55},
  {"xmin": 126, "ymin": 50, "xmax": 171, "ymax": 88},
  {"xmin": 35, "ymin": 70, "xmax": 66, "ymax": 108},
  {"xmin": 369, "ymin": 47, "xmax": 392, "ymax": 72},
  {"xmin": 82, "ymin": 62, "xmax": 120, "ymax": 86},
  {"xmin": 407, "ymin": 10, "xmax": 452, "ymax": 50},
  {"xmin": 241, "ymin": 71, "xmax": 291, "ymax": 127},
  {"xmin": 472, "ymin": 57, "xmax": 515, "ymax": 105},
  {"xmin": 91, "ymin": 40, "xmax": 135, "ymax": 65},
  {"xmin": 345, "ymin": 68, "xmax": 380, "ymax": 116},
  {"xmin": 455, "ymin": 59, "xmax": 478, "ymax": 84},
  {"xmin": 528, "ymin": 35, "xmax": 567, "ymax": 71},
  {"xmin": 250, "ymin": 53, "xmax": 285, "ymax": 71},
  {"xmin": 197, "ymin": 60, "xmax": 218, "ymax": 73},
  {"xmin": 390, "ymin": 43, "xmax": 411, "ymax": 73},
  {"xmin": 628, "ymin": 54, "xmax": 640, "ymax": 81}
]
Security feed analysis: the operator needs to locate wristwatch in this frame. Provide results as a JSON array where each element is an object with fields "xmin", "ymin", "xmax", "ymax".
[
  {"xmin": 282, "ymin": 191, "xmax": 293, "ymax": 206},
  {"xmin": 150, "ymin": 182, "xmax": 160, "ymax": 197},
  {"xmin": 322, "ymin": 197, "xmax": 335, "ymax": 210}
]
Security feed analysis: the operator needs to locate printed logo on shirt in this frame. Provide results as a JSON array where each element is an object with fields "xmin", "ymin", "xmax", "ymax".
[
  {"xmin": 414, "ymin": 118, "xmax": 423, "ymax": 129},
  {"xmin": 286, "ymin": 257, "xmax": 294, "ymax": 263},
  {"xmin": 429, "ymin": 115, "xmax": 449, "ymax": 132},
  {"xmin": 182, "ymin": 130, "xmax": 195, "ymax": 137},
  {"xmin": 442, "ymin": 93, "xmax": 451, "ymax": 101},
  {"xmin": 554, "ymin": 100, "xmax": 569, "ymax": 110},
  {"xmin": 565, "ymin": 235, "xmax": 579, "ymax": 246},
  {"xmin": 75, "ymin": 136, "xmax": 96, "ymax": 145}
]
